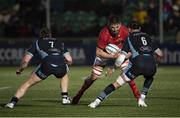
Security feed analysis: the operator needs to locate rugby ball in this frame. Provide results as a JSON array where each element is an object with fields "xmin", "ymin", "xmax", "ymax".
[{"xmin": 105, "ymin": 44, "xmax": 120, "ymax": 55}]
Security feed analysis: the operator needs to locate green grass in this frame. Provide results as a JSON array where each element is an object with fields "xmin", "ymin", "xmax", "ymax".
[{"xmin": 0, "ymin": 66, "xmax": 180, "ymax": 117}]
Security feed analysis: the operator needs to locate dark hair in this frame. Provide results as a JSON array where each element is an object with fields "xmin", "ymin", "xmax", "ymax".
[
  {"xmin": 40, "ymin": 28, "xmax": 52, "ymax": 38},
  {"xmin": 108, "ymin": 15, "xmax": 121, "ymax": 26},
  {"xmin": 128, "ymin": 22, "xmax": 141, "ymax": 29}
]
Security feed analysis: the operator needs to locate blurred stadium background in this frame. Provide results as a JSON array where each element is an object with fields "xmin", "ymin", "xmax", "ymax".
[
  {"xmin": 0, "ymin": 0, "xmax": 180, "ymax": 66},
  {"xmin": 0, "ymin": 0, "xmax": 180, "ymax": 117}
]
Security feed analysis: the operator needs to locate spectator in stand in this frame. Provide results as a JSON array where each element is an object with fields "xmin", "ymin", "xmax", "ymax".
[
  {"xmin": 168, "ymin": 4, "xmax": 180, "ymax": 43},
  {"xmin": 132, "ymin": 2, "xmax": 148, "ymax": 25}
]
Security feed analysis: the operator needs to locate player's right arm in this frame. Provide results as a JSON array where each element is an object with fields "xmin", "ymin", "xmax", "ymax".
[
  {"xmin": 96, "ymin": 47, "xmax": 119, "ymax": 59},
  {"xmin": 96, "ymin": 28, "xmax": 119, "ymax": 59},
  {"xmin": 16, "ymin": 53, "xmax": 33, "ymax": 75},
  {"xmin": 16, "ymin": 42, "xmax": 36, "ymax": 75}
]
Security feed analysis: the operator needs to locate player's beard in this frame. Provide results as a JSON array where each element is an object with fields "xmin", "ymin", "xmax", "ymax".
[{"xmin": 110, "ymin": 31, "xmax": 118, "ymax": 37}]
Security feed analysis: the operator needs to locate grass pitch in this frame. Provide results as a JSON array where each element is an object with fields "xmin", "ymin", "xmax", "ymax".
[{"xmin": 0, "ymin": 66, "xmax": 180, "ymax": 117}]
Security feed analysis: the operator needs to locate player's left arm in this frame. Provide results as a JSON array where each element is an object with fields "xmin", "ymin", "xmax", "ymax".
[
  {"xmin": 96, "ymin": 47, "xmax": 119, "ymax": 59},
  {"xmin": 152, "ymin": 38, "xmax": 163, "ymax": 63},
  {"xmin": 63, "ymin": 45, "xmax": 72, "ymax": 65},
  {"xmin": 154, "ymin": 48, "xmax": 163, "ymax": 63},
  {"xmin": 106, "ymin": 51, "xmax": 131, "ymax": 76},
  {"xmin": 114, "ymin": 26, "xmax": 131, "ymax": 66},
  {"xmin": 115, "ymin": 37, "xmax": 130, "ymax": 67},
  {"xmin": 106, "ymin": 30, "xmax": 130, "ymax": 76},
  {"xmin": 64, "ymin": 52, "xmax": 72, "ymax": 65}
]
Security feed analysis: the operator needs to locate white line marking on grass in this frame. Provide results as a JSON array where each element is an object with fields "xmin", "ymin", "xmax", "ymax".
[{"xmin": 0, "ymin": 86, "xmax": 11, "ymax": 90}]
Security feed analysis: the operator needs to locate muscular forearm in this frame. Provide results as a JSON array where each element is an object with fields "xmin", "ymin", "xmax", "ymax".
[
  {"xmin": 96, "ymin": 48, "xmax": 117, "ymax": 59},
  {"xmin": 17, "ymin": 54, "xmax": 32, "ymax": 73},
  {"xmin": 19, "ymin": 60, "xmax": 29, "ymax": 71}
]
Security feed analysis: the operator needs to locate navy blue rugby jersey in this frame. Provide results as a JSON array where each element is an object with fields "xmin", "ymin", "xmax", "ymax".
[
  {"xmin": 121, "ymin": 31, "xmax": 158, "ymax": 59},
  {"xmin": 27, "ymin": 38, "xmax": 68, "ymax": 63}
]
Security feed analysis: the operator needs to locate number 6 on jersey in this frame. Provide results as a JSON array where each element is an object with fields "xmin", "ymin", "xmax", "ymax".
[{"xmin": 141, "ymin": 37, "xmax": 147, "ymax": 45}]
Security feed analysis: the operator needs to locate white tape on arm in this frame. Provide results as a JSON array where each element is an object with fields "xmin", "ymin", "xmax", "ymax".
[{"xmin": 115, "ymin": 54, "xmax": 126, "ymax": 67}]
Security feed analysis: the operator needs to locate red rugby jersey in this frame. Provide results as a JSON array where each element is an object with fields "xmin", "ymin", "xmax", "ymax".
[{"xmin": 97, "ymin": 25, "xmax": 129, "ymax": 50}]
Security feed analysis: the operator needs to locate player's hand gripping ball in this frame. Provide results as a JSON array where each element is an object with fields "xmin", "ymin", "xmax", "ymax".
[{"xmin": 105, "ymin": 44, "xmax": 120, "ymax": 55}]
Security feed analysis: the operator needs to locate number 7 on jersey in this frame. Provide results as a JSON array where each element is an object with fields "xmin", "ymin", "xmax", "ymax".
[{"xmin": 49, "ymin": 41, "xmax": 54, "ymax": 48}]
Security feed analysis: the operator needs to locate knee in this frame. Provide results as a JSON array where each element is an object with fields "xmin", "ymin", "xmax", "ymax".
[
  {"xmin": 116, "ymin": 73, "xmax": 130, "ymax": 86},
  {"xmin": 112, "ymin": 82, "xmax": 121, "ymax": 89}
]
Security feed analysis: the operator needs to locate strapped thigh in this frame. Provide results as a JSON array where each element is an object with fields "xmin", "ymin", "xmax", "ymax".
[
  {"xmin": 92, "ymin": 56, "xmax": 108, "ymax": 77},
  {"xmin": 92, "ymin": 66, "xmax": 103, "ymax": 77}
]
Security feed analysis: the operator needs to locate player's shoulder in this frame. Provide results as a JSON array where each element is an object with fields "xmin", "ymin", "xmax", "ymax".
[
  {"xmin": 100, "ymin": 26, "xmax": 109, "ymax": 34},
  {"xmin": 139, "ymin": 32, "xmax": 151, "ymax": 39},
  {"xmin": 119, "ymin": 25, "xmax": 129, "ymax": 37},
  {"xmin": 121, "ymin": 24, "xmax": 128, "ymax": 29},
  {"xmin": 99, "ymin": 26, "xmax": 110, "ymax": 39},
  {"xmin": 42, "ymin": 37, "xmax": 56, "ymax": 41},
  {"xmin": 131, "ymin": 31, "xmax": 147, "ymax": 36},
  {"xmin": 120, "ymin": 24, "xmax": 129, "ymax": 32},
  {"xmin": 31, "ymin": 39, "xmax": 38, "ymax": 46}
]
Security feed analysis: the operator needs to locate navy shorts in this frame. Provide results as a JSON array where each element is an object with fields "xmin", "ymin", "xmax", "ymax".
[
  {"xmin": 35, "ymin": 62, "xmax": 67, "ymax": 80},
  {"xmin": 124, "ymin": 55, "xmax": 157, "ymax": 80}
]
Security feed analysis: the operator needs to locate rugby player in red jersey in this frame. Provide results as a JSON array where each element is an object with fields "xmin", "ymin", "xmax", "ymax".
[{"xmin": 72, "ymin": 15, "xmax": 140, "ymax": 104}]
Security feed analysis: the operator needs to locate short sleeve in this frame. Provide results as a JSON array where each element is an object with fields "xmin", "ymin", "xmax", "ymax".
[
  {"xmin": 61, "ymin": 43, "xmax": 69, "ymax": 54},
  {"xmin": 97, "ymin": 30, "xmax": 108, "ymax": 49},
  {"xmin": 63, "ymin": 46, "xmax": 68, "ymax": 54}
]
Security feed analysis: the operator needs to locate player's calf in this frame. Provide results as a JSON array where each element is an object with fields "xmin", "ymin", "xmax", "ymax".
[
  {"xmin": 128, "ymin": 80, "xmax": 140, "ymax": 100},
  {"xmin": 72, "ymin": 76, "xmax": 95, "ymax": 104}
]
